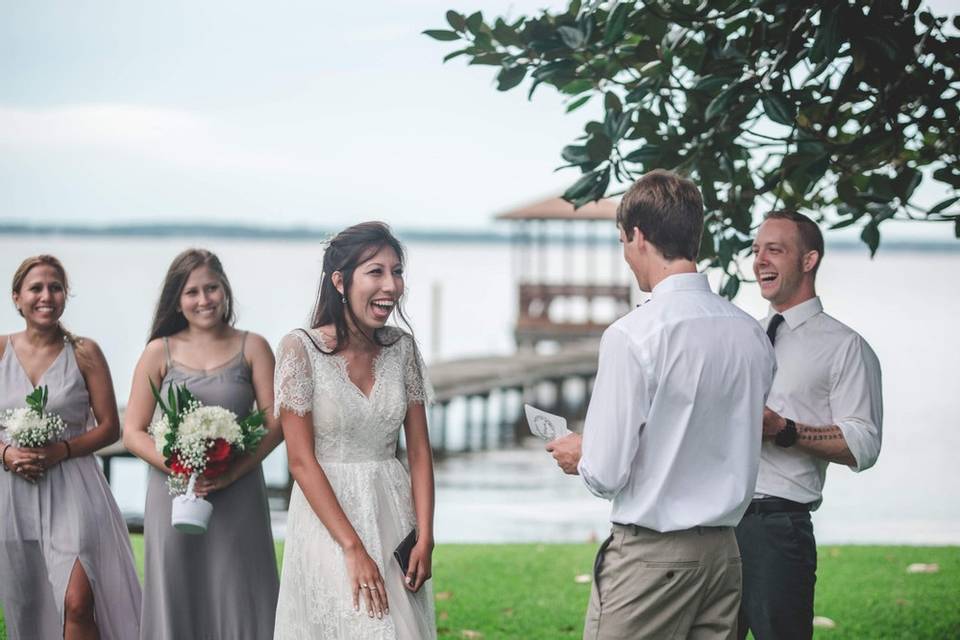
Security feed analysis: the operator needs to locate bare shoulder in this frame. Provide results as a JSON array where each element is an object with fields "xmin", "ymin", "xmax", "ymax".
[
  {"xmin": 72, "ymin": 337, "xmax": 110, "ymax": 377},
  {"xmin": 0, "ymin": 334, "xmax": 7, "ymax": 358},
  {"xmin": 73, "ymin": 336, "xmax": 105, "ymax": 362},
  {"xmin": 138, "ymin": 338, "xmax": 167, "ymax": 370},
  {"xmin": 242, "ymin": 331, "xmax": 274, "ymax": 360}
]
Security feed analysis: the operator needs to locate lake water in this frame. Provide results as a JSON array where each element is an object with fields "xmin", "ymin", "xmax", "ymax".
[{"xmin": 1, "ymin": 234, "xmax": 958, "ymax": 545}]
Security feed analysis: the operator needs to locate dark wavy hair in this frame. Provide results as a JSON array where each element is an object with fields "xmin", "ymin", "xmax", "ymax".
[
  {"xmin": 310, "ymin": 221, "xmax": 413, "ymax": 353},
  {"xmin": 148, "ymin": 249, "xmax": 236, "ymax": 342}
]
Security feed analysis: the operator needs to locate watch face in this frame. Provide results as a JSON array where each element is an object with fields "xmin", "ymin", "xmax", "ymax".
[{"xmin": 775, "ymin": 420, "xmax": 798, "ymax": 447}]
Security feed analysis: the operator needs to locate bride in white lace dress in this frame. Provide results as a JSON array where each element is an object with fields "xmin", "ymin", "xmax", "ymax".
[{"xmin": 273, "ymin": 222, "xmax": 437, "ymax": 640}]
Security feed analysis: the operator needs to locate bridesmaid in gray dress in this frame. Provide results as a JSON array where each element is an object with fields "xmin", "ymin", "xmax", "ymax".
[
  {"xmin": 123, "ymin": 249, "xmax": 283, "ymax": 640},
  {"xmin": 0, "ymin": 255, "xmax": 141, "ymax": 640}
]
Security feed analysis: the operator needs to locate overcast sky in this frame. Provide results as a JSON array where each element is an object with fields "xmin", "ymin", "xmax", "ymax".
[{"xmin": 1, "ymin": 1, "xmax": 956, "ymax": 238}]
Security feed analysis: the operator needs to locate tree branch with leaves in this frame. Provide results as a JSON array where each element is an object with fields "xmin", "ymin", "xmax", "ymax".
[{"xmin": 427, "ymin": 0, "xmax": 959, "ymax": 297}]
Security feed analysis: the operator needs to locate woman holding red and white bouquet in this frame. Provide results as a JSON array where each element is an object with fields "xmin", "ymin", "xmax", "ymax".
[
  {"xmin": 124, "ymin": 249, "xmax": 283, "ymax": 640},
  {"xmin": 0, "ymin": 255, "xmax": 141, "ymax": 640}
]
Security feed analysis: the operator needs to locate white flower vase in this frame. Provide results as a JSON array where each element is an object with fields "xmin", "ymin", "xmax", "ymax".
[{"xmin": 171, "ymin": 473, "xmax": 213, "ymax": 535}]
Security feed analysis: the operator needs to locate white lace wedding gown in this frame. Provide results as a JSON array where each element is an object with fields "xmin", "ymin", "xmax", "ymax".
[{"xmin": 273, "ymin": 327, "xmax": 436, "ymax": 640}]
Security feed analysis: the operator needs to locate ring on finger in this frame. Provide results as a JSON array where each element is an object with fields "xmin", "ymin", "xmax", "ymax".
[{"xmin": 360, "ymin": 583, "xmax": 369, "ymax": 589}]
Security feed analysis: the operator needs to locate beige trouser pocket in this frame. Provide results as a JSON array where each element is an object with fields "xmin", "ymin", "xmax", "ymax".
[{"xmin": 583, "ymin": 526, "xmax": 740, "ymax": 640}]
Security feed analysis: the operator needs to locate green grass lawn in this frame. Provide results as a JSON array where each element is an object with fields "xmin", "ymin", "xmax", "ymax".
[{"xmin": 2, "ymin": 542, "xmax": 958, "ymax": 639}]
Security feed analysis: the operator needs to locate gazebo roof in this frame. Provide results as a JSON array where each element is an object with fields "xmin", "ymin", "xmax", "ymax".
[{"xmin": 495, "ymin": 196, "xmax": 619, "ymax": 221}]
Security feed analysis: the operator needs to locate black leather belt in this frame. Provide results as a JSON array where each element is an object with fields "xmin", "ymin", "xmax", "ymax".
[{"xmin": 744, "ymin": 498, "xmax": 811, "ymax": 516}]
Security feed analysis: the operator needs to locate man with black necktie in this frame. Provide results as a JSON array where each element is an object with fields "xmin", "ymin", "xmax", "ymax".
[{"xmin": 737, "ymin": 210, "xmax": 884, "ymax": 640}]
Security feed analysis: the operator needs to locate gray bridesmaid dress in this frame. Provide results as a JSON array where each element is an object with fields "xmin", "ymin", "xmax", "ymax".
[
  {"xmin": 0, "ymin": 336, "xmax": 141, "ymax": 640},
  {"xmin": 140, "ymin": 334, "xmax": 280, "ymax": 640}
]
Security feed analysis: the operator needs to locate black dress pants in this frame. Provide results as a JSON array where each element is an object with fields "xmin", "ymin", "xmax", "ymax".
[{"xmin": 735, "ymin": 510, "xmax": 817, "ymax": 640}]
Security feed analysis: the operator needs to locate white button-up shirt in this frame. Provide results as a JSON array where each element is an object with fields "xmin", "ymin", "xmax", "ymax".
[
  {"xmin": 578, "ymin": 273, "xmax": 777, "ymax": 532},
  {"xmin": 756, "ymin": 296, "xmax": 883, "ymax": 508}
]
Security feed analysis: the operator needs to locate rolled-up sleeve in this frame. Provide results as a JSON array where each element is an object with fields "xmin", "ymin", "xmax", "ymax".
[
  {"xmin": 831, "ymin": 334, "xmax": 883, "ymax": 471},
  {"xmin": 578, "ymin": 325, "xmax": 649, "ymax": 499}
]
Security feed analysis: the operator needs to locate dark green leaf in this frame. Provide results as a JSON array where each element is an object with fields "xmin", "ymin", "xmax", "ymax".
[
  {"xmin": 465, "ymin": 11, "xmax": 484, "ymax": 35},
  {"xmin": 586, "ymin": 133, "xmax": 613, "ymax": 161},
  {"xmin": 860, "ymin": 221, "xmax": 880, "ymax": 257},
  {"xmin": 564, "ymin": 169, "xmax": 602, "ymax": 200},
  {"xmin": 566, "ymin": 95, "xmax": 591, "ymax": 112},
  {"xmin": 829, "ymin": 216, "xmax": 862, "ymax": 230},
  {"xmin": 933, "ymin": 167, "xmax": 960, "ymax": 188},
  {"xmin": 693, "ymin": 75, "xmax": 730, "ymax": 94},
  {"xmin": 558, "ymin": 25, "xmax": 586, "ymax": 50},
  {"xmin": 866, "ymin": 174, "xmax": 897, "ymax": 201},
  {"xmin": 624, "ymin": 145, "xmax": 660, "ymax": 164},
  {"xmin": 561, "ymin": 79, "xmax": 594, "ymax": 95},
  {"xmin": 720, "ymin": 275, "xmax": 740, "ymax": 300},
  {"xmin": 443, "ymin": 49, "xmax": 469, "ymax": 63},
  {"xmin": 624, "ymin": 86, "xmax": 650, "ymax": 105},
  {"xmin": 705, "ymin": 84, "xmax": 740, "ymax": 121},
  {"xmin": 603, "ymin": 3, "xmax": 629, "ymax": 46},
  {"xmin": 492, "ymin": 18, "xmax": 523, "ymax": 46},
  {"xmin": 446, "ymin": 10, "xmax": 467, "ymax": 32},
  {"xmin": 809, "ymin": 7, "xmax": 842, "ymax": 64},
  {"xmin": 893, "ymin": 168, "xmax": 922, "ymax": 201},
  {"xmin": 562, "ymin": 145, "xmax": 591, "ymax": 165},
  {"xmin": 532, "ymin": 59, "xmax": 576, "ymax": 80},
  {"xmin": 929, "ymin": 196, "xmax": 959, "ymax": 215},
  {"xmin": 955, "ymin": 217, "xmax": 960, "ymax": 238},
  {"xmin": 497, "ymin": 66, "xmax": 527, "ymax": 91},
  {"xmin": 604, "ymin": 91, "xmax": 622, "ymax": 113},
  {"xmin": 423, "ymin": 29, "xmax": 461, "ymax": 42},
  {"xmin": 469, "ymin": 53, "xmax": 506, "ymax": 66},
  {"xmin": 760, "ymin": 92, "xmax": 796, "ymax": 126}
]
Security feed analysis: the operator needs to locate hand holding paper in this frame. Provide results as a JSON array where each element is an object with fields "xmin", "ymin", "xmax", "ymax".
[{"xmin": 524, "ymin": 404, "xmax": 572, "ymax": 441}]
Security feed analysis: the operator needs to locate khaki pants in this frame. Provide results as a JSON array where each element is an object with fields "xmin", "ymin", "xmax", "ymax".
[{"xmin": 583, "ymin": 524, "xmax": 742, "ymax": 640}]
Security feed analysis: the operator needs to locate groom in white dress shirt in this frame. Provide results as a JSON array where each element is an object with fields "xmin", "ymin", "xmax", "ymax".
[{"xmin": 548, "ymin": 169, "xmax": 776, "ymax": 639}]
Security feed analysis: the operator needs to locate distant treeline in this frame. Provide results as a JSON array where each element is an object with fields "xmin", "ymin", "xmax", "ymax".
[{"xmin": 0, "ymin": 221, "xmax": 956, "ymax": 252}]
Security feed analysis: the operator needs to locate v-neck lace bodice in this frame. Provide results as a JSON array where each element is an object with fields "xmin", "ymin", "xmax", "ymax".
[{"xmin": 274, "ymin": 327, "xmax": 431, "ymax": 463}]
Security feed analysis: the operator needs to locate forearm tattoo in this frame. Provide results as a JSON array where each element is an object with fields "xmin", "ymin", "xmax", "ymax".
[{"xmin": 798, "ymin": 425, "xmax": 845, "ymax": 441}]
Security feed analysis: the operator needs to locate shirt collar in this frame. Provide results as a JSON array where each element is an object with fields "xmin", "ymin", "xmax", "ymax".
[
  {"xmin": 651, "ymin": 272, "xmax": 710, "ymax": 297},
  {"xmin": 767, "ymin": 296, "xmax": 823, "ymax": 329}
]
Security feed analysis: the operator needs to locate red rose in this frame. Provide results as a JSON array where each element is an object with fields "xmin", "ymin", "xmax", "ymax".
[
  {"xmin": 167, "ymin": 453, "xmax": 189, "ymax": 476},
  {"xmin": 203, "ymin": 438, "xmax": 233, "ymax": 479}
]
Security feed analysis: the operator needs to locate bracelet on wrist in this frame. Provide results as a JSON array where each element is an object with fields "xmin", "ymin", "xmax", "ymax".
[
  {"xmin": 62, "ymin": 440, "xmax": 72, "ymax": 460},
  {"xmin": 1, "ymin": 444, "xmax": 10, "ymax": 471}
]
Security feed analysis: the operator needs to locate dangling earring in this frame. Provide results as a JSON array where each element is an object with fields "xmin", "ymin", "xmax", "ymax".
[{"xmin": 341, "ymin": 294, "xmax": 347, "ymax": 304}]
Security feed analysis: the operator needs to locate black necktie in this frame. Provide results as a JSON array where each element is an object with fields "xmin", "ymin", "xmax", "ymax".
[{"xmin": 767, "ymin": 313, "xmax": 785, "ymax": 346}]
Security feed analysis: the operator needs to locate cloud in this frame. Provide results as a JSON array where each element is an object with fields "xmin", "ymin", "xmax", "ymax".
[{"xmin": 0, "ymin": 104, "xmax": 310, "ymax": 175}]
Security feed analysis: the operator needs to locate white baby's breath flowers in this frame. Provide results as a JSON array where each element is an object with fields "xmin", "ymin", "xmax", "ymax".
[
  {"xmin": 148, "ymin": 399, "xmax": 255, "ymax": 496},
  {"xmin": 2, "ymin": 407, "xmax": 66, "ymax": 448}
]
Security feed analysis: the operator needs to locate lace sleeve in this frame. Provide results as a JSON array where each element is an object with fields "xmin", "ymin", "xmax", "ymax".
[
  {"xmin": 403, "ymin": 335, "xmax": 434, "ymax": 406},
  {"xmin": 274, "ymin": 332, "xmax": 315, "ymax": 417}
]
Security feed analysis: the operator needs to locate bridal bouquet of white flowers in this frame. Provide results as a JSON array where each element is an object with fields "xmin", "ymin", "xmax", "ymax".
[
  {"xmin": 1, "ymin": 386, "xmax": 65, "ymax": 448},
  {"xmin": 148, "ymin": 382, "xmax": 266, "ymax": 534}
]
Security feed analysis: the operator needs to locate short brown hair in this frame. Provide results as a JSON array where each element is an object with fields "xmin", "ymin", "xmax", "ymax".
[
  {"xmin": 616, "ymin": 169, "xmax": 704, "ymax": 261},
  {"xmin": 764, "ymin": 210, "xmax": 824, "ymax": 273}
]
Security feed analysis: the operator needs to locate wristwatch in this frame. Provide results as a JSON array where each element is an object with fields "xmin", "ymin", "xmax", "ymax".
[{"xmin": 775, "ymin": 418, "xmax": 798, "ymax": 448}]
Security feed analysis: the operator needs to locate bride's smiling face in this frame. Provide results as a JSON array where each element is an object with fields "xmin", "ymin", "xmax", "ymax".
[{"xmin": 337, "ymin": 245, "xmax": 404, "ymax": 333}]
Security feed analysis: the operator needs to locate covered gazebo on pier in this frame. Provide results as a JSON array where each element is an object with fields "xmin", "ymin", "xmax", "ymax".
[{"xmin": 496, "ymin": 196, "xmax": 633, "ymax": 350}]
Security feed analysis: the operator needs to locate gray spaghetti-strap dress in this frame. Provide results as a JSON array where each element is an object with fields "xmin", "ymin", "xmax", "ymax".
[
  {"xmin": 0, "ymin": 337, "xmax": 141, "ymax": 640},
  {"xmin": 140, "ymin": 333, "xmax": 280, "ymax": 640}
]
